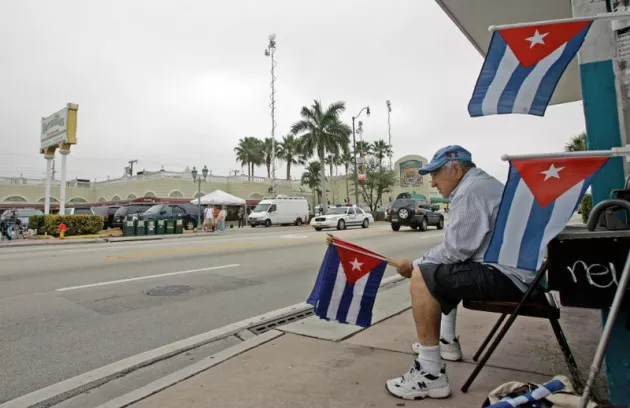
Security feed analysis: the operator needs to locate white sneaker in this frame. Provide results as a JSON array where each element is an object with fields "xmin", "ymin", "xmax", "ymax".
[
  {"xmin": 412, "ymin": 337, "xmax": 463, "ymax": 362},
  {"xmin": 385, "ymin": 360, "xmax": 451, "ymax": 400}
]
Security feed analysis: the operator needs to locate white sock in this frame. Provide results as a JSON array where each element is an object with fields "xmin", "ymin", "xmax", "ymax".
[
  {"xmin": 416, "ymin": 345, "xmax": 441, "ymax": 376},
  {"xmin": 440, "ymin": 309, "xmax": 457, "ymax": 342}
]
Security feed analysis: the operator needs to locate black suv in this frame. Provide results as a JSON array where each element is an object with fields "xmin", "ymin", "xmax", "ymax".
[
  {"xmin": 138, "ymin": 203, "xmax": 202, "ymax": 230},
  {"xmin": 92, "ymin": 205, "xmax": 121, "ymax": 229},
  {"xmin": 112, "ymin": 204, "xmax": 154, "ymax": 229},
  {"xmin": 387, "ymin": 198, "xmax": 444, "ymax": 232}
]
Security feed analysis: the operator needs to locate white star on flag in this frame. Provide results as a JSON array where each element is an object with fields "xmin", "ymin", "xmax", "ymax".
[
  {"xmin": 350, "ymin": 258, "xmax": 363, "ymax": 271},
  {"xmin": 540, "ymin": 164, "xmax": 565, "ymax": 181},
  {"xmin": 526, "ymin": 30, "xmax": 549, "ymax": 48}
]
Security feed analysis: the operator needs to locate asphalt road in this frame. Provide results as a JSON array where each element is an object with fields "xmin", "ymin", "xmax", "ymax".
[{"xmin": 0, "ymin": 223, "xmax": 445, "ymax": 403}]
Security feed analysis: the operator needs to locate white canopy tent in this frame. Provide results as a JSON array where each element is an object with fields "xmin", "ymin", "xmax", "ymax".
[{"xmin": 191, "ymin": 190, "xmax": 246, "ymax": 206}]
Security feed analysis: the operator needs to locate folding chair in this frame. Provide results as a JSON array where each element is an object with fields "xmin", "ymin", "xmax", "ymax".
[{"xmin": 460, "ymin": 259, "xmax": 582, "ymax": 393}]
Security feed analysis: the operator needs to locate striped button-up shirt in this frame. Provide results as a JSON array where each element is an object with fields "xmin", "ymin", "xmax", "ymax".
[{"xmin": 413, "ymin": 168, "xmax": 534, "ymax": 292}]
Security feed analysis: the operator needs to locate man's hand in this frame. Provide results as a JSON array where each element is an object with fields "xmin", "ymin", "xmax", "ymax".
[{"xmin": 396, "ymin": 259, "xmax": 414, "ymax": 278}]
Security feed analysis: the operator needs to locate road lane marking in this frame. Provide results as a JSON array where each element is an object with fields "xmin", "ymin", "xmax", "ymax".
[
  {"xmin": 104, "ymin": 228, "xmax": 397, "ymax": 260},
  {"xmin": 55, "ymin": 264, "xmax": 240, "ymax": 292}
]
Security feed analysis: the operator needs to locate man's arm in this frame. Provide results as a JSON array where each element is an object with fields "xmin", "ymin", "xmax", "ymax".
[{"xmin": 412, "ymin": 194, "xmax": 492, "ymax": 267}]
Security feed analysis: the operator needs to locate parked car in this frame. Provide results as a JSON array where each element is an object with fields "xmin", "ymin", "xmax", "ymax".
[
  {"xmin": 64, "ymin": 207, "xmax": 94, "ymax": 215},
  {"xmin": 138, "ymin": 203, "xmax": 202, "ymax": 230},
  {"xmin": 248, "ymin": 196, "xmax": 309, "ymax": 227},
  {"xmin": 386, "ymin": 198, "xmax": 444, "ymax": 231},
  {"xmin": 0, "ymin": 208, "xmax": 43, "ymax": 228},
  {"xmin": 112, "ymin": 204, "xmax": 154, "ymax": 229},
  {"xmin": 310, "ymin": 206, "xmax": 373, "ymax": 231},
  {"xmin": 92, "ymin": 205, "xmax": 121, "ymax": 229}
]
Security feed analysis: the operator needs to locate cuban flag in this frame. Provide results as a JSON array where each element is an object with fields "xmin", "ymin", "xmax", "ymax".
[
  {"xmin": 307, "ymin": 238, "xmax": 387, "ymax": 327},
  {"xmin": 468, "ymin": 21, "xmax": 592, "ymax": 117},
  {"xmin": 484, "ymin": 157, "xmax": 609, "ymax": 271}
]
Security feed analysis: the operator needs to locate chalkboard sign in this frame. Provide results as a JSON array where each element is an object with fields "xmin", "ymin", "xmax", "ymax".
[{"xmin": 547, "ymin": 226, "xmax": 630, "ymax": 309}]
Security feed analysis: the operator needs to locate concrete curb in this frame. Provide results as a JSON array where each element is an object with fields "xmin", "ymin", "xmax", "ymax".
[
  {"xmin": 94, "ymin": 330, "xmax": 284, "ymax": 408},
  {"xmin": 0, "ymin": 275, "xmax": 405, "ymax": 408}
]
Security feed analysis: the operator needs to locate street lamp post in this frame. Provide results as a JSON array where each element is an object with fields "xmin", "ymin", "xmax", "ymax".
[
  {"xmin": 386, "ymin": 100, "xmax": 392, "ymax": 170},
  {"xmin": 352, "ymin": 106, "xmax": 370, "ymax": 207},
  {"xmin": 191, "ymin": 165, "xmax": 209, "ymax": 229}
]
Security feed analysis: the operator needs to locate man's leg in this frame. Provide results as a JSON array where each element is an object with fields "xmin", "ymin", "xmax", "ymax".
[
  {"xmin": 385, "ymin": 267, "xmax": 451, "ymax": 400},
  {"xmin": 410, "ymin": 267, "xmax": 441, "ymax": 375}
]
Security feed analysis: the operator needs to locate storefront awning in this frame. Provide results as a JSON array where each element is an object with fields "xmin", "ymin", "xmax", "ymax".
[{"xmin": 435, "ymin": 0, "xmax": 581, "ymax": 105}]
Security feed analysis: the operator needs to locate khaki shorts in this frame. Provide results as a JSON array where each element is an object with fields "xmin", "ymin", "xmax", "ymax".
[{"xmin": 206, "ymin": 217, "xmax": 215, "ymax": 225}]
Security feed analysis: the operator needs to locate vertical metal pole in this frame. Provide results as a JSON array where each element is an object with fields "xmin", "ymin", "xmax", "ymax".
[
  {"xmin": 44, "ymin": 154, "xmax": 54, "ymax": 215},
  {"xmin": 59, "ymin": 149, "xmax": 69, "ymax": 214},
  {"xmin": 387, "ymin": 100, "xmax": 392, "ymax": 170},
  {"xmin": 197, "ymin": 178, "xmax": 201, "ymax": 229},
  {"xmin": 352, "ymin": 117, "xmax": 359, "ymax": 206},
  {"xmin": 269, "ymin": 36, "xmax": 277, "ymax": 197}
]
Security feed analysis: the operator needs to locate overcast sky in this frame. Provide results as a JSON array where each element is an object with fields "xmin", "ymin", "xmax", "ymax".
[{"xmin": 0, "ymin": 0, "xmax": 586, "ymax": 183}]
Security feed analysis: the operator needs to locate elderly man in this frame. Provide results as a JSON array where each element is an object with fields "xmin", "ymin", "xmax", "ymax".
[{"xmin": 386, "ymin": 145, "xmax": 535, "ymax": 400}]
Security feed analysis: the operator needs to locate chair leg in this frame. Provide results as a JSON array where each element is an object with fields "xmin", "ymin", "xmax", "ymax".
[
  {"xmin": 549, "ymin": 317, "xmax": 583, "ymax": 391},
  {"xmin": 473, "ymin": 314, "xmax": 507, "ymax": 362},
  {"xmin": 461, "ymin": 261, "xmax": 549, "ymax": 393}
]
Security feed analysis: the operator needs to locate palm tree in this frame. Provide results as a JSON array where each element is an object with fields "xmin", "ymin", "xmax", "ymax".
[
  {"xmin": 355, "ymin": 141, "xmax": 373, "ymax": 157},
  {"xmin": 291, "ymin": 100, "xmax": 351, "ymax": 214},
  {"xmin": 325, "ymin": 153, "xmax": 342, "ymax": 204},
  {"xmin": 371, "ymin": 139, "xmax": 394, "ymax": 168},
  {"xmin": 565, "ymin": 132, "xmax": 587, "ymax": 152},
  {"xmin": 301, "ymin": 161, "xmax": 322, "ymax": 210},
  {"xmin": 234, "ymin": 137, "xmax": 264, "ymax": 180},
  {"xmin": 277, "ymin": 134, "xmax": 303, "ymax": 180},
  {"xmin": 262, "ymin": 137, "xmax": 281, "ymax": 179}
]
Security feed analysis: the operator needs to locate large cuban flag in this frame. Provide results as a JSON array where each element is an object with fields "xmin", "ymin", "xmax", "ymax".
[
  {"xmin": 468, "ymin": 21, "xmax": 592, "ymax": 117},
  {"xmin": 484, "ymin": 157, "xmax": 609, "ymax": 271},
  {"xmin": 307, "ymin": 237, "xmax": 386, "ymax": 327}
]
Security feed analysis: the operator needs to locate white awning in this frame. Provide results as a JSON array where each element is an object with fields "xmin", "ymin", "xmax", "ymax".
[{"xmin": 192, "ymin": 190, "xmax": 246, "ymax": 205}]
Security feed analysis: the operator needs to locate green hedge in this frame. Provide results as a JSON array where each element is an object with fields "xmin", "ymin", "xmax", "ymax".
[
  {"xmin": 580, "ymin": 194, "xmax": 593, "ymax": 224},
  {"xmin": 29, "ymin": 215, "xmax": 103, "ymax": 236}
]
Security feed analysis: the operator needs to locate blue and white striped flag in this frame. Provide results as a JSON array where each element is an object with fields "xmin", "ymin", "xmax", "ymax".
[
  {"xmin": 469, "ymin": 20, "xmax": 592, "ymax": 117},
  {"xmin": 307, "ymin": 238, "xmax": 386, "ymax": 327}
]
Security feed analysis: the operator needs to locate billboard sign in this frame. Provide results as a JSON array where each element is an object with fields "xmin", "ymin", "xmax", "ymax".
[
  {"xmin": 399, "ymin": 159, "xmax": 424, "ymax": 186},
  {"xmin": 41, "ymin": 103, "xmax": 78, "ymax": 151}
]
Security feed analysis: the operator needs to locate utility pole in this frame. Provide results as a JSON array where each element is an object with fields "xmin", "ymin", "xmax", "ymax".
[
  {"xmin": 128, "ymin": 159, "xmax": 138, "ymax": 177},
  {"xmin": 264, "ymin": 33, "xmax": 277, "ymax": 197}
]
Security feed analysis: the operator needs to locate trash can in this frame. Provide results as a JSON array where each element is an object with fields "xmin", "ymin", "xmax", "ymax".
[
  {"xmin": 156, "ymin": 219, "xmax": 165, "ymax": 235},
  {"xmin": 146, "ymin": 220, "xmax": 156, "ymax": 235},
  {"xmin": 166, "ymin": 219, "xmax": 175, "ymax": 234},
  {"xmin": 123, "ymin": 219, "xmax": 136, "ymax": 236},
  {"xmin": 175, "ymin": 219, "xmax": 184, "ymax": 234},
  {"xmin": 136, "ymin": 220, "xmax": 147, "ymax": 235}
]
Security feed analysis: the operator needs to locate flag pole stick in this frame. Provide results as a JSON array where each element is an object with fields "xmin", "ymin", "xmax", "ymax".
[
  {"xmin": 325, "ymin": 233, "xmax": 399, "ymax": 267},
  {"xmin": 489, "ymin": 11, "xmax": 630, "ymax": 32},
  {"xmin": 501, "ymin": 146, "xmax": 630, "ymax": 161}
]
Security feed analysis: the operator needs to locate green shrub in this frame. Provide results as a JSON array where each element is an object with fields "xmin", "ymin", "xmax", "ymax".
[
  {"xmin": 29, "ymin": 215, "xmax": 44, "ymax": 231},
  {"xmin": 374, "ymin": 211, "xmax": 386, "ymax": 222},
  {"xmin": 580, "ymin": 194, "xmax": 593, "ymax": 224},
  {"xmin": 42, "ymin": 215, "xmax": 104, "ymax": 236}
]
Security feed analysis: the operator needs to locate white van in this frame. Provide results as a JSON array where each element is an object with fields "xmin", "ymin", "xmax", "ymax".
[{"xmin": 248, "ymin": 196, "xmax": 309, "ymax": 227}]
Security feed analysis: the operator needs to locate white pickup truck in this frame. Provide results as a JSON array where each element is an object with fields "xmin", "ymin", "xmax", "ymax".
[{"xmin": 310, "ymin": 206, "xmax": 373, "ymax": 231}]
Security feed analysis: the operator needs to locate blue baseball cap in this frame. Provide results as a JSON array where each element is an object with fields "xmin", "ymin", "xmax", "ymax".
[{"xmin": 418, "ymin": 145, "xmax": 473, "ymax": 175}]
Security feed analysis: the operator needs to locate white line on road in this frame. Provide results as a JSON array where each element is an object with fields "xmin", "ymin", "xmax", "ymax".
[{"xmin": 55, "ymin": 264, "xmax": 240, "ymax": 292}]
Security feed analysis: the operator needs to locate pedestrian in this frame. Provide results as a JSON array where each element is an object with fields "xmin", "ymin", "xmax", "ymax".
[
  {"xmin": 204, "ymin": 205, "xmax": 215, "ymax": 232},
  {"xmin": 237, "ymin": 207, "xmax": 244, "ymax": 228},
  {"xmin": 218, "ymin": 206, "xmax": 227, "ymax": 233}
]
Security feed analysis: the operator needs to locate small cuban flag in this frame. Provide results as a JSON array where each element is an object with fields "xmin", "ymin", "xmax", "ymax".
[
  {"xmin": 468, "ymin": 20, "xmax": 593, "ymax": 117},
  {"xmin": 484, "ymin": 156, "xmax": 609, "ymax": 271},
  {"xmin": 307, "ymin": 237, "xmax": 387, "ymax": 327}
]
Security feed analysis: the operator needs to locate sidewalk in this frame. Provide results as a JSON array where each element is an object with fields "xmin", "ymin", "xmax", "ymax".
[{"xmin": 104, "ymin": 281, "xmax": 606, "ymax": 408}]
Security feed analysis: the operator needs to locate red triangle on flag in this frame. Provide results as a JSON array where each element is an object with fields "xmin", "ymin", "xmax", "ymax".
[
  {"xmin": 334, "ymin": 242, "xmax": 384, "ymax": 285},
  {"xmin": 512, "ymin": 157, "xmax": 608, "ymax": 208},
  {"xmin": 499, "ymin": 21, "xmax": 591, "ymax": 68}
]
